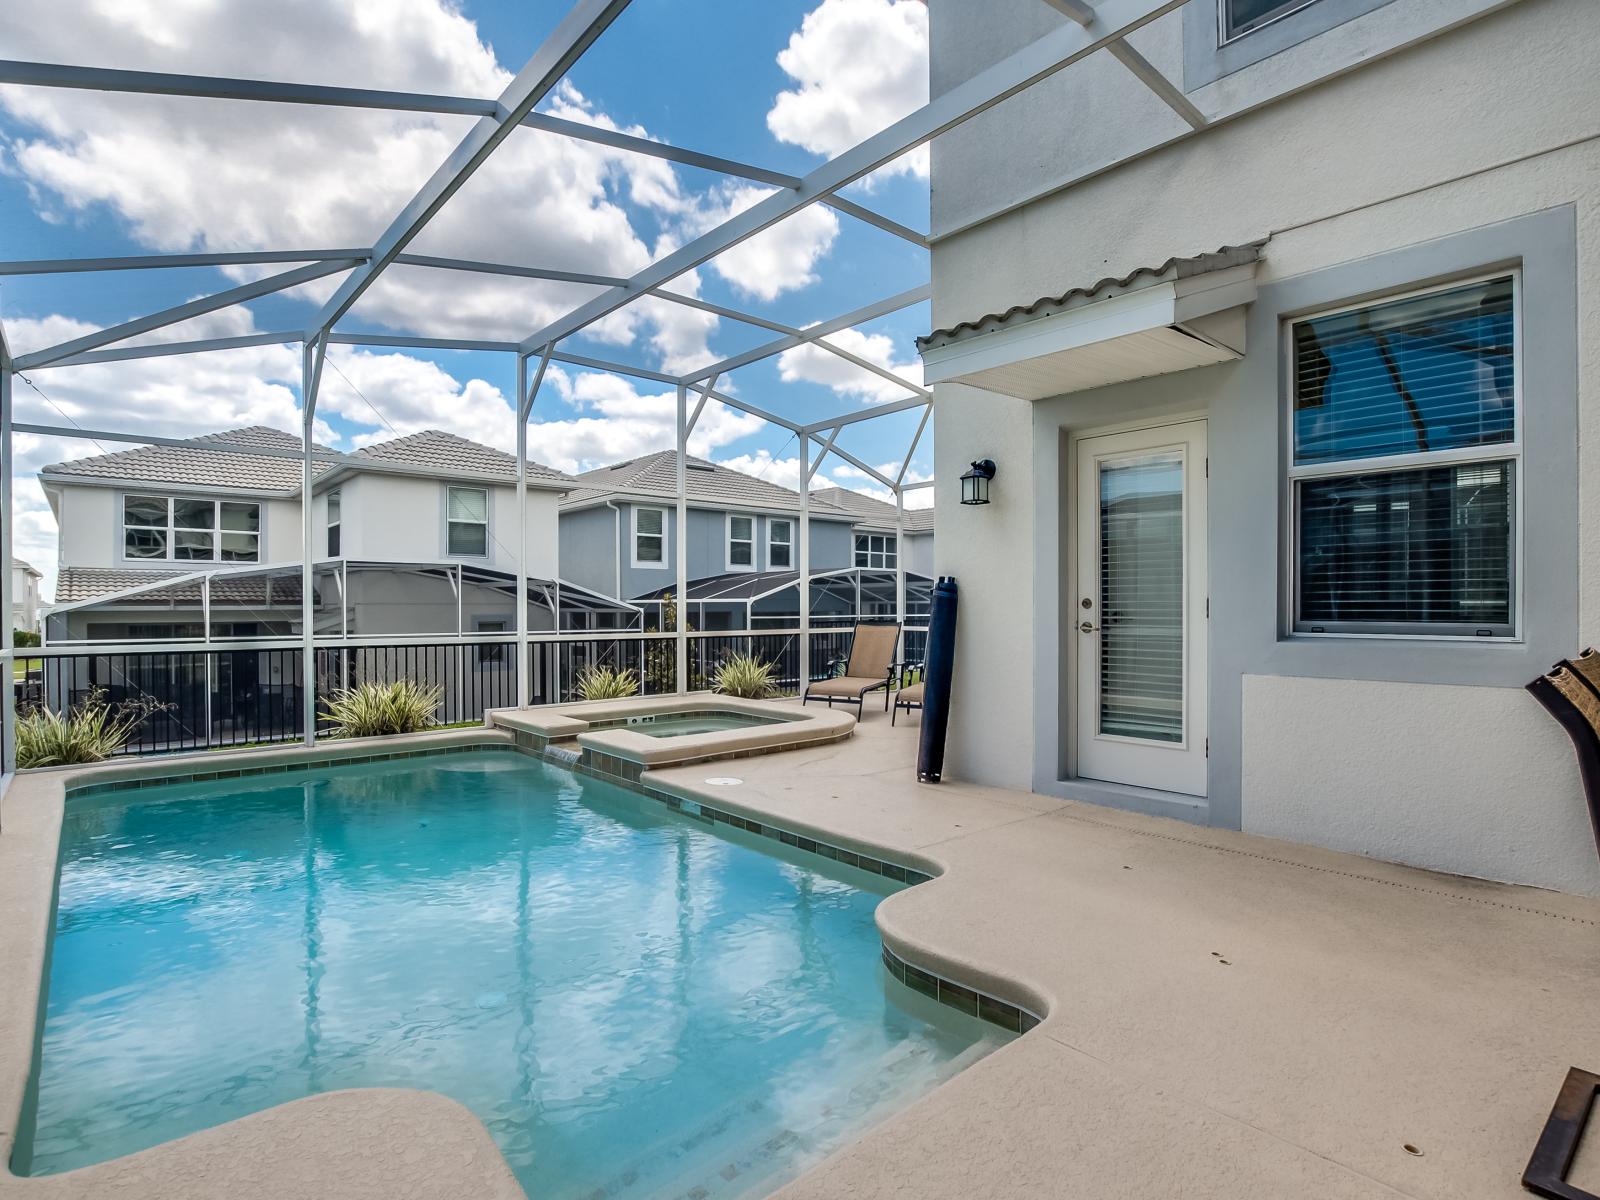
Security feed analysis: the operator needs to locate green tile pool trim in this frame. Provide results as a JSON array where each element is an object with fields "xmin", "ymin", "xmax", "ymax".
[
  {"xmin": 880, "ymin": 944, "xmax": 1042, "ymax": 1036},
  {"xmin": 63, "ymin": 741, "xmax": 511, "ymax": 800}
]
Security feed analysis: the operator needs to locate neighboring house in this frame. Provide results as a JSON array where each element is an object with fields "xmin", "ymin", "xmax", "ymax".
[
  {"xmin": 558, "ymin": 452, "xmax": 929, "ymax": 629},
  {"xmin": 39, "ymin": 426, "xmax": 628, "ymax": 643},
  {"xmin": 920, "ymin": 0, "xmax": 1600, "ymax": 896},
  {"xmin": 809, "ymin": 486, "xmax": 934, "ymax": 582},
  {"xmin": 11, "ymin": 559, "xmax": 41, "ymax": 634}
]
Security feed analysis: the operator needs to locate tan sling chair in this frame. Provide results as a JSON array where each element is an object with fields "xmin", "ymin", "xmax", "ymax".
[{"xmin": 803, "ymin": 622, "xmax": 900, "ymax": 715}]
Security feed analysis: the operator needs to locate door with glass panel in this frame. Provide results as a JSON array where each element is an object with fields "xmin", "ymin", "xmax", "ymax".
[{"xmin": 1074, "ymin": 422, "xmax": 1208, "ymax": 796}]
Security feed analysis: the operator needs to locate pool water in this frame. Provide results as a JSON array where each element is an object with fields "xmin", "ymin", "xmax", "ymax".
[
  {"xmin": 19, "ymin": 751, "xmax": 1006, "ymax": 1198},
  {"xmin": 601, "ymin": 711, "xmax": 784, "ymax": 737}
]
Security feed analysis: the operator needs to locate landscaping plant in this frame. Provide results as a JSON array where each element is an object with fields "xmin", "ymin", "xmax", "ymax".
[
  {"xmin": 15, "ymin": 690, "xmax": 150, "ymax": 768},
  {"xmin": 322, "ymin": 678, "xmax": 442, "ymax": 738},
  {"xmin": 574, "ymin": 664, "xmax": 640, "ymax": 701},
  {"xmin": 712, "ymin": 653, "xmax": 779, "ymax": 700}
]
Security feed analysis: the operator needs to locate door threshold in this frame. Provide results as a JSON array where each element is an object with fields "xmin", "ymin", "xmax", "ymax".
[{"xmin": 1040, "ymin": 776, "xmax": 1210, "ymax": 826}]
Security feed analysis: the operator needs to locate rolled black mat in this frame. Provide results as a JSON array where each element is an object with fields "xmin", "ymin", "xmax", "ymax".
[{"xmin": 917, "ymin": 576, "xmax": 958, "ymax": 783}]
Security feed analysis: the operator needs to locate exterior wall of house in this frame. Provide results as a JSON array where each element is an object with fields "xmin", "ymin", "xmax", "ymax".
[
  {"xmin": 904, "ymin": 530, "xmax": 934, "ymax": 579},
  {"xmin": 560, "ymin": 502, "xmax": 855, "ymax": 605},
  {"xmin": 11, "ymin": 566, "xmax": 40, "ymax": 633},
  {"xmin": 927, "ymin": 0, "xmax": 1600, "ymax": 894},
  {"xmin": 49, "ymin": 482, "xmax": 303, "ymax": 569},
  {"xmin": 316, "ymin": 474, "xmax": 560, "ymax": 578}
]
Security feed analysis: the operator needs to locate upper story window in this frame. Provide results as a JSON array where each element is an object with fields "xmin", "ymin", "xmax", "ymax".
[
  {"xmin": 1221, "ymin": 0, "xmax": 1318, "ymax": 40},
  {"xmin": 327, "ymin": 490, "xmax": 341, "ymax": 557},
  {"xmin": 123, "ymin": 496, "xmax": 260, "ymax": 563},
  {"xmin": 632, "ymin": 506, "xmax": 666, "ymax": 568},
  {"xmin": 446, "ymin": 486, "xmax": 488, "ymax": 557},
  {"xmin": 854, "ymin": 533, "xmax": 897, "ymax": 570},
  {"xmin": 768, "ymin": 518, "xmax": 793, "ymax": 569},
  {"xmin": 1289, "ymin": 274, "xmax": 1518, "ymax": 638},
  {"xmin": 727, "ymin": 514, "xmax": 755, "ymax": 572}
]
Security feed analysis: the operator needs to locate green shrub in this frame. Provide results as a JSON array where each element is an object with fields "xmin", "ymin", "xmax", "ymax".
[
  {"xmin": 713, "ymin": 653, "xmax": 779, "ymax": 700},
  {"xmin": 322, "ymin": 679, "xmax": 442, "ymax": 738},
  {"xmin": 15, "ymin": 693, "xmax": 145, "ymax": 768},
  {"xmin": 13, "ymin": 629, "xmax": 41, "ymax": 648},
  {"xmin": 575, "ymin": 664, "xmax": 639, "ymax": 701}
]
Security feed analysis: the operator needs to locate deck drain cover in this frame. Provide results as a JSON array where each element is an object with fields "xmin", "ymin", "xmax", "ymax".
[{"xmin": 704, "ymin": 777, "xmax": 743, "ymax": 786}]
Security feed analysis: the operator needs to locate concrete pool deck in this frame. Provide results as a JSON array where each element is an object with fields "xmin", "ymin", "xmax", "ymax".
[{"xmin": 0, "ymin": 716, "xmax": 1595, "ymax": 1198}]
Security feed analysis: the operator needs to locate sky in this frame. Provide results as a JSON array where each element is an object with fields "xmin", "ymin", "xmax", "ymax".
[{"xmin": 0, "ymin": 0, "xmax": 936, "ymax": 599}]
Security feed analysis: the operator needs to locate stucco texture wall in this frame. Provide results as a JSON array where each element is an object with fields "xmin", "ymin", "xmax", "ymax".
[{"xmin": 926, "ymin": 0, "xmax": 1600, "ymax": 892}]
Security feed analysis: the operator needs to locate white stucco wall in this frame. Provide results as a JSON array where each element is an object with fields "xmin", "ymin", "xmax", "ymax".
[
  {"xmin": 927, "ymin": 0, "xmax": 1600, "ymax": 892},
  {"xmin": 1242, "ymin": 675, "xmax": 1600, "ymax": 894}
]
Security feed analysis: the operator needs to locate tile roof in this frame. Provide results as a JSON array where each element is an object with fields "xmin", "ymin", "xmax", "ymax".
[
  {"xmin": 352, "ymin": 429, "xmax": 574, "ymax": 484},
  {"xmin": 40, "ymin": 426, "xmax": 574, "ymax": 492},
  {"xmin": 918, "ymin": 242, "xmax": 1266, "ymax": 351},
  {"xmin": 809, "ymin": 486, "xmax": 934, "ymax": 532},
  {"xmin": 40, "ymin": 426, "xmax": 327, "ymax": 493},
  {"xmin": 52, "ymin": 566, "xmax": 305, "ymax": 606},
  {"xmin": 563, "ymin": 450, "xmax": 854, "ymax": 517},
  {"xmin": 11, "ymin": 558, "xmax": 40, "ymax": 575}
]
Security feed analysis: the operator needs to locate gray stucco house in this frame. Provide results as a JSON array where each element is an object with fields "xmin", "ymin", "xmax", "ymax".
[{"xmin": 558, "ymin": 452, "xmax": 934, "ymax": 630}]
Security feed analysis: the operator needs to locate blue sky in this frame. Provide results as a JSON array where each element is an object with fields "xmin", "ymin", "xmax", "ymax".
[{"xmin": 0, "ymin": 0, "xmax": 935, "ymax": 590}]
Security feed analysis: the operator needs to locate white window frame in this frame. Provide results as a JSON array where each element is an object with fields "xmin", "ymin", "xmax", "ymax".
[
  {"xmin": 445, "ymin": 485, "xmax": 490, "ymax": 559},
  {"xmin": 853, "ymin": 532, "xmax": 898, "ymax": 570},
  {"xmin": 121, "ymin": 494, "xmax": 262, "ymax": 564},
  {"xmin": 767, "ymin": 518, "xmax": 793, "ymax": 570},
  {"xmin": 326, "ymin": 489, "xmax": 342, "ymax": 558},
  {"xmin": 1219, "ymin": 0, "xmax": 1320, "ymax": 43},
  {"xmin": 726, "ymin": 512, "xmax": 756, "ymax": 573},
  {"xmin": 630, "ymin": 505, "xmax": 667, "ymax": 570},
  {"xmin": 1282, "ymin": 269, "xmax": 1523, "ymax": 642}
]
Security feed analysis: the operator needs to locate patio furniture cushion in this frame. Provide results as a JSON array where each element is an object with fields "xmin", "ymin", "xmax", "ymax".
[
  {"xmin": 897, "ymin": 682, "xmax": 925, "ymax": 706},
  {"xmin": 808, "ymin": 675, "xmax": 889, "ymax": 699},
  {"xmin": 843, "ymin": 623, "xmax": 899, "ymax": 681}
]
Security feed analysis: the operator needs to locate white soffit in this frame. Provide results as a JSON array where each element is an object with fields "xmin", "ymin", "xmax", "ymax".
[{"xmin": 918, "ymin": 243, "xmax": 1264, "ymax": 401}]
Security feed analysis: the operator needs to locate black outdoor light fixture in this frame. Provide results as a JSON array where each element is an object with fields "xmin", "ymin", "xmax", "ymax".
[{"xmin": 960, "ymin": 459, "xmax": 996, "ymax": 506}]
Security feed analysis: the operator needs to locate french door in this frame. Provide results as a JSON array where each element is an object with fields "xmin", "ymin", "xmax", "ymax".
[{"xmin": 1073, "ymin": 421, "xmax": 1208, "ymax": 796}]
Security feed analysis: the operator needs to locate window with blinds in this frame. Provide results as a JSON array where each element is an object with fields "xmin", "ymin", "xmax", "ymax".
[{"xmin": 1289, "ymin": 275, "xmax": 1517, "ymax": 637}]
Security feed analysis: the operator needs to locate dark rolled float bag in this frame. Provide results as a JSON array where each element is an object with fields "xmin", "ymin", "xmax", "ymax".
[{"xmin": 917, "ymin": 576, "xmax": 958, "ymax": 783}]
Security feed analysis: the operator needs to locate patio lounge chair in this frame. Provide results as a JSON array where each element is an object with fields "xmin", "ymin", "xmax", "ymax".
[
  {"xmin": 1527, "ymin": 647, "xmax": 1600, "ymax": 863},
  {"xmin": 803, "ymin": 622, "xmax": 900, "ymax": 715},
  {"xmin": 892, "ymin": 680, "xmax": 924, "ymax": 726}
]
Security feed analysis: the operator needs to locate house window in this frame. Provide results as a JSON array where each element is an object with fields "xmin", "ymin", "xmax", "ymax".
[
  {"xmin": 854, "ymin": 533, "xmax": 898, "ymax": 570},
  {"xmin": 727, "ymin": 514, "xmax": 755, "ymax": 571},
  {"xmin": 475, "ymin": 617, "xmax": 508, "ymax": 666},
  {"xmin": 768, "ymin": 519, "xmax": 793, "ymax": 569},
  {"xmin": 447, "ymin": 486, "xmax": 489, "ymax": 557},
  {"xmin": 1221, "ymin": 0, "xmax": 1318, "ymax": 40},
  {"xmin": 327, "ymin": 490, "xmax": 341, "ymax": 557},
  {"xmin": 123, "ymin": 496, "xmax": 260, "ymax": 563},
  {"xmin": 632, "ymin": 506, "xmax": 666, "ymax": 567},
  {"xmin": 1289, "ymin": 274, "xmax": 1517, "ymax": 637}
]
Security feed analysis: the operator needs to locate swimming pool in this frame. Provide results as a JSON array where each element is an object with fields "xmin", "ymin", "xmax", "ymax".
[{"xmin": 18, "ymin": 750, "xmax": 1007, "ymax": 1198}]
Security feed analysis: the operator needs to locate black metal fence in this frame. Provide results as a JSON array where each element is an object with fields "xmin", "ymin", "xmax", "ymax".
[{"xmin": 11, "ymin": 625, "xmax": 930, "ymax": 761}]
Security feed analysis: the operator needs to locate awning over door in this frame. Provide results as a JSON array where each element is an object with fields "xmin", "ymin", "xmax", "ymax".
[{"xmin": 917, "ymin": 242, "xmax": 1264, "ymax": 401}]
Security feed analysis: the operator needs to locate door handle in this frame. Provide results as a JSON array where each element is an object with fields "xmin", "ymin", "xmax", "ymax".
[{"xmin": 1078, "ymin": 621, "xmax": 1098, "ymax": 634}]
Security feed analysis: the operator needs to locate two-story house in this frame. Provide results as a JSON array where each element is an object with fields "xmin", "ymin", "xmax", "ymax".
[
  {"xmin": 557, "ymin": 451, "xmax": 933, "ymax": 631},
  {"xmin": 10, "ymin": 559, "xmax": 42, "ymax": 635},
  {"xmin": 919, "ymin": 0, "xmax": 1600, "ymax": 896},
  {"xmin": 39, "ymin": 426, "xmax": 631, "ymax": 643},
  {"xmin": 809, "ymin": 486, "xmax": 935, "ymax": 583}
]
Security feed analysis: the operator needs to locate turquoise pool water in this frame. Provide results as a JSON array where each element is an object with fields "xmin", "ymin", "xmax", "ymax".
[
  {"xmin": 19, "ymin": 751, "xmax": 1005, "ymax": 1198},
  {"xmin": 594, "ymin": 711, "xmax": 785, "ymax": 737}
]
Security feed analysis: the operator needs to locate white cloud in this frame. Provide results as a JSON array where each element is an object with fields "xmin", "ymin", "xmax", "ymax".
[
  {"xmin": 767, "ymin": 0, "xmax": 930, "ymax": 184},
  {"xmin": 685, "ymin": 184, "xmax": 839, "ymax": 303},
  {"xmin": 527, "ymin": 373, "xmax": 767, "ymax": 474},
  {"xmin": 0, "ymin": 3, "xmax": 717, "ymax": 369},
  {"xmin": 776, "ymin": 327, "xmax": 923, "ymax": 403}
]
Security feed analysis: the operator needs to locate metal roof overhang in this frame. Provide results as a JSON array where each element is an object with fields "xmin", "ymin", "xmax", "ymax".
[{"xmin": 919, "ymin": 254, "xmax": 1260, "ymax": 401}]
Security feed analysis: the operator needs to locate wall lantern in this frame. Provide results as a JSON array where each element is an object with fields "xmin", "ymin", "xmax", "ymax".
[{"xmin": 960, "ymin": 459, "xmax": 996, "ymax": 506}]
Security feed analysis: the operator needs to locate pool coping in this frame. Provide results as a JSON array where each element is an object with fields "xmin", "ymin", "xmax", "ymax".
[
  {"xmin": 488, "ymin": 694, "xmax": 856, "ymax": 774},
  {"xmin": 0, "ymin": 727, "xmax": 1026, "ymax": 1200}
]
